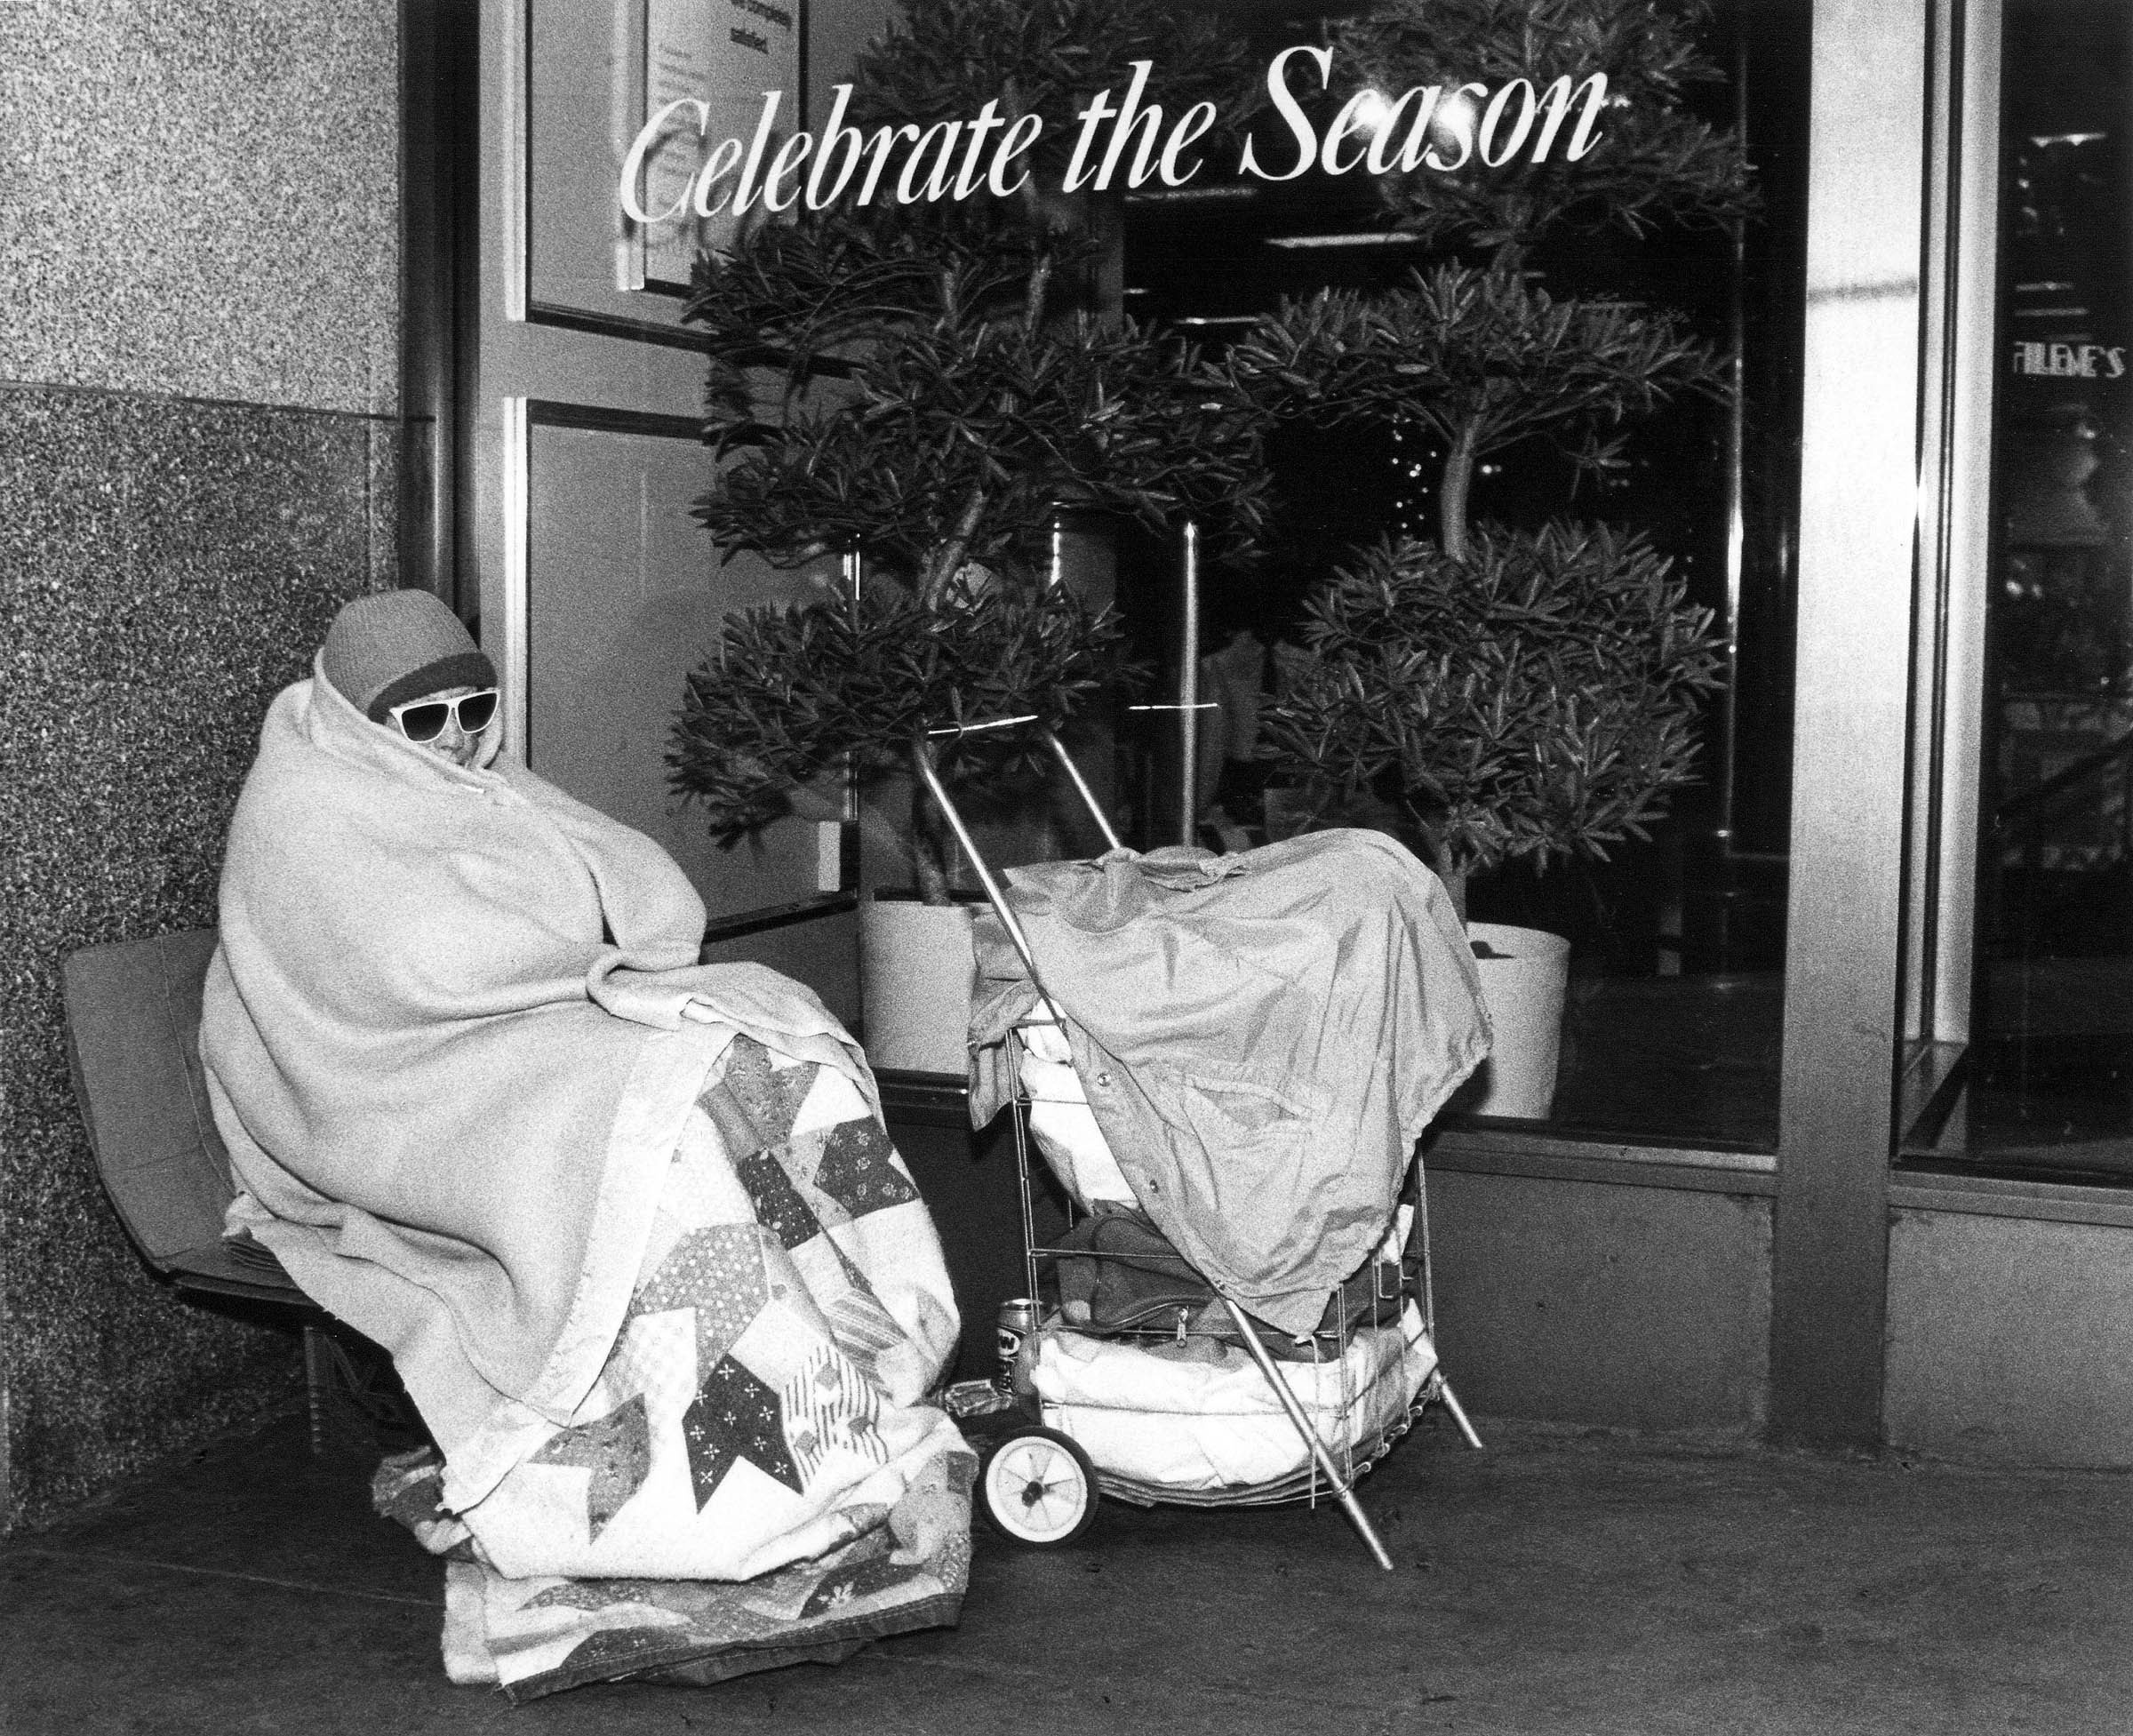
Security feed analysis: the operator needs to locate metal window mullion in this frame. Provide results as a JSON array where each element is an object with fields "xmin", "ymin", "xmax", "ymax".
[{"xmin": 1926, "ymin": 0, "xmax": 2001, "ymax": 1047}]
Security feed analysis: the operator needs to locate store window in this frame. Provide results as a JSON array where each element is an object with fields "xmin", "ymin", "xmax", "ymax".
[
  {"xmin": 1918, "ymin": 0, "xmax": 2133, "ymax": 1182},
  {"xmin": 1122, "ymin": 0, "xmax": 1807, "ymax": 1148}
]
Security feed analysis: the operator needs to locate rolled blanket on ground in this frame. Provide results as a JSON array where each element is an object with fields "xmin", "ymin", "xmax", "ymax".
[{"xmin": 201, "ymin": 662, "xmax": 969, "ymax": 1698}]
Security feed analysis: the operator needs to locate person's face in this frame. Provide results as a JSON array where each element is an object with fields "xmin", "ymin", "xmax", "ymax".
[{"xmin": 387, "ymin": 684, "xmax": 496, "ymax": 769}]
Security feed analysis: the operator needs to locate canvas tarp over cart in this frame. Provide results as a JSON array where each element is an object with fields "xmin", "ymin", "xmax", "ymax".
[{"xmin": 914, "ymin": 731, "xmax": 1490, "ymax": 1567}]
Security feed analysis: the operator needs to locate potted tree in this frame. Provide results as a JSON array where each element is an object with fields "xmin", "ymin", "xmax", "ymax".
[
  {"xmin": 667, "ymin": 0, "xmax": 1268, "ymax": 1069},
  {"xmin": 1227, "ymin": 0, "xmax": 1750, "ymax": 1114},
  {"xmin": 1259, "ymin": 526, "xmax": 1724, "ymax": 1112}
]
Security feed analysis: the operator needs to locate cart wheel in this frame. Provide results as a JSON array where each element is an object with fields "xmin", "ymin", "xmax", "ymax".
[{"xmin": 979, "ymin": 1427, "xmax": 1098, "ymax": 1548}]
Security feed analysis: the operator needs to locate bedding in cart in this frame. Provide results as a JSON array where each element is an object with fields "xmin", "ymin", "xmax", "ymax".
[
  {"xmin": 1033, "ymin": 1298, "xmax": 1438, "ymax": 1498},
  {"xmin": 1026, "ymin": 1194, "xmax": 1433, "ymax": 1495},
  {"xmin": 967, "ymin": 829, "xmax": 1487, "ymax": 1500},
  {"xmin": 968, "ymin": 829, "xmax": 1490, "ymax": 1338}
]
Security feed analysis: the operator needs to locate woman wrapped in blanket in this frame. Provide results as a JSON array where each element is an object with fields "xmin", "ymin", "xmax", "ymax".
[{"xmin": 202, "ymin": 591, "xmax": 971, "ymax": 1699}]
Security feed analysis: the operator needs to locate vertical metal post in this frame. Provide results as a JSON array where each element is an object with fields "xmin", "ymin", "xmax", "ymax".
[
  {"xmin": 1905, "ymin": 0, "xmax": 2000, "ymax": 1047},
  {"xmin": 841, "ymin": 548, "xmax": 863, "ymax": 827},
  {"xmin": 1770, "ymin": 0, "xmax": 1933, "ymax": 1450},
  {"xmin": 1009, "ymin": 1052, "xmax": 1045, "ymax": 1317},
  {"xmin": 1178, "ymin": 521, "xmax": 1201, "ymax": 846},
  {"xmin": 1716, "ymin": 25, "xmax": 1748, "ymax": 850}
]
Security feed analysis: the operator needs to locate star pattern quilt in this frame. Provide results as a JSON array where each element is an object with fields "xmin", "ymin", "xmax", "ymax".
[{"xmin": 371, "ymin": 1036, "xmax": 971, "ymax": 1701}]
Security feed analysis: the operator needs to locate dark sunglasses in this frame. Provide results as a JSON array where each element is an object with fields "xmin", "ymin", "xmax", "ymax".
[{"xmin": 387, "ymin": 688, "xmax": 499, "ymax": 743}]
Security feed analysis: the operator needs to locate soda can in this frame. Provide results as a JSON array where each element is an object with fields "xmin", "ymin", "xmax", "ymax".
[{"xmin": 995, "ymin": 1298, "xmax": 1040, "ymax": 1396}]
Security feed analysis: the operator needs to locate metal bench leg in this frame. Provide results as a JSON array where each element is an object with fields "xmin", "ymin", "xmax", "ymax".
[{"xmin": 1220, "ymin": 1298, "xmax": 1395, "ymax": 1571}]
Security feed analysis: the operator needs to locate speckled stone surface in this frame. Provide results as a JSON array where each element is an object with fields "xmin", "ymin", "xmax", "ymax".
[
  {"xmin": 0, "ymin": 384, "xmax": 394, "ymax": 1530},
  {"xmin": 0, "ymin": 0, "xmax": 399, "ymax": 415}
]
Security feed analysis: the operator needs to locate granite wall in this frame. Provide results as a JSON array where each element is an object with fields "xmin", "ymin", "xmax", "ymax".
[{"xmin": 0, "ymin": 0, "xmax": 401, "ymax": 1531}]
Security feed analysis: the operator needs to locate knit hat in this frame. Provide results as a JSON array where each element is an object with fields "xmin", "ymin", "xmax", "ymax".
[{"xmin": 321, "ymin": 590, "xmax": 496, "ymax": 724}]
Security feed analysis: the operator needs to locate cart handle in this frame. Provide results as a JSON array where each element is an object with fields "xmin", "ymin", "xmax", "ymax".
[
  {"xmin": 911, "ymin": 736, "xmax": 1055, "ymax": 1011},
  {"xmin": 920, "ymin": 719, "xmax": 1122, "ymax": 854},
  {"xmin": 913, "ymin": 724, "xmax": 1125, "ymax": 1029}
]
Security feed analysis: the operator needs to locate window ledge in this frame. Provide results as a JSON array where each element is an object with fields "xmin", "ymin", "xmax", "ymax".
[
  {"xmin": 1425, "ymin": 1124, "xmax": 1777, "ymax": 1196},
  {"xmin": 1889, "ymin": 1164, "xmax": 2133, "ymax": 1229}
]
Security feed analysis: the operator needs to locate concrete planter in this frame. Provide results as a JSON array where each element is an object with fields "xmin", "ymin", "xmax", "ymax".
[
  {"xmin": 859, "ymin": 893, "xmax": 977, "ymax": 1076},
  {"xmin": 1464, "ymin": 921, "xmax": 1571, "ymax": 1119}
]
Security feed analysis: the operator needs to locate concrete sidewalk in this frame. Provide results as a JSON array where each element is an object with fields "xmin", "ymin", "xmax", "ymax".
[{"xmin": 4, "ymin": 1407, "xmax": 2128, "ymax": 1734}]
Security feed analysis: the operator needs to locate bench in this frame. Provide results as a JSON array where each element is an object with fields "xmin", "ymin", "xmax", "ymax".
[{"xmin": 60, "ymin": 928, "xmax": 412, "ymax": 1451}]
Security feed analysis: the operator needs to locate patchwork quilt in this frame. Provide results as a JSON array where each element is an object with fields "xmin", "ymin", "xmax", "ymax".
[{"xmin": 371, "ymin": 1036, "xmax": 971, "ymax": 1701}]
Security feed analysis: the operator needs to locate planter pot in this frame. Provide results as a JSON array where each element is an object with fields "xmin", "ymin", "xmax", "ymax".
[
  {"xmin": 1460, "ymin": 921, "xmax": 1571, "ymax": 1119},
  {"xmin": 859, "ymin": 894, "xmax": 977, "ymax": 1076}
]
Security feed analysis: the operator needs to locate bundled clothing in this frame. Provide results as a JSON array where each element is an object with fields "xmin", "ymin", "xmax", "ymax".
[
  {"xmin": 202, "ymin": 657, "xmax": 968, "ymax": 1699},
  {"xmin": 968, "ymin": 830, "xmax": 1490, "ymax": 1337}
]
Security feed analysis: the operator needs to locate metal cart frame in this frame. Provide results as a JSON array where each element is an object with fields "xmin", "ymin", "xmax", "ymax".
[{"xmin": 915, "ymin": 730, "xmax": 1482, "ymax": 1569}]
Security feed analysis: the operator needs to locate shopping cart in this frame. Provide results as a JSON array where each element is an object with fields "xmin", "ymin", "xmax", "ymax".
[{"xmin": 914, "ymin": 731, "xmax": 1484, "ymax": 1570}]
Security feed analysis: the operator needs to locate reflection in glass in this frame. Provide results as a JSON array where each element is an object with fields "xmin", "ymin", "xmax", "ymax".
[
  {"xmin": 1120, "ymin": 1, "xmax": 1805, "ymax": 1148},
  {"xmin": 1952, "ymin": 0, "xmax": 2133, "ymax": 1180}
]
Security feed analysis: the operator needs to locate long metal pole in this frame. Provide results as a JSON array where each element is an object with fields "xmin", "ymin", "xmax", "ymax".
[
  {"xmin": 1046, "ymin": 732, "xmax": 1123, "ymax": 852},
  {"xmin": 842, "ymin": 549, "xmax": 864, "ymax": 827},
  {"xmin": 1219, "ymin": 1297, "xmax": 1395, "ymax": 1571},
  {"xmin": 1433, "ymin": 1374, "xmax": 1485, "ymax": 1452},
  {"xmin": 1178, "ymin": 522, "xmax": 1201, "ymax": 846},
  {"xmin": 913, "ymin": 736, "xmax": 1073, "ymax": 1030},
  {"xmin": 1716, "ymin": 25, "xmax": 1747, "ymax": 853},
  {"xmin": 914, "ymin": 737, "xmax": 1042, "ymax": 980}
]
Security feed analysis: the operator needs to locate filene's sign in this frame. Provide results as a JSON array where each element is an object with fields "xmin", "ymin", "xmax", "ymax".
[
  {"xmin": 2012, "ymin": 340, "xmax": 2127, "ymax": 380},
  {"xmin": 619, "ymin": 47, "xmax": 1613, "ymax": 227}
]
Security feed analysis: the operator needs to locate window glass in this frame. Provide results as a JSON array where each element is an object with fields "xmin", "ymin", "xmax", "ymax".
[
  {"xmin": 1121, "ymin": 0, "xmax": 1805, "ymax": 1148},
  {"xmin": 1938, "ymin": 0, "xmax": 2133, "ymax": 1180}
]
